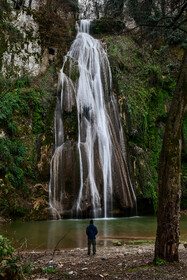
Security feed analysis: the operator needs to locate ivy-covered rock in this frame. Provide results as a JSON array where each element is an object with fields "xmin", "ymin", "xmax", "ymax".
[
  {"xmin": 0, "ymin": 71, "xmax": 56, "ymax": 220},
  {"xmin": 104, "ymin": 34, "xmax": 186, "ymax": 212}
]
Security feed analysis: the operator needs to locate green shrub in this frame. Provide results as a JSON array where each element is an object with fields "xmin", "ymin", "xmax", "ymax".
[
  {"xmin": 22, "ymin": 184, "xmax": 29, "ymax": 198},
  {"xmin": 13, "ymin": 206, "xmax": 28, "ymax": 218},
  {"xmin": 155, "ymin": 258, "xmax": 166, "ymax": 266},
  {"xmin": 42, "ymin": 266, "xmax": 56, "ymax": 274},
  {"xmin": 0, "ymin": 235, "xmax": 14, "ymax": 263},
  {"xmin": 15, "ymin": 76, "xmax": 31, "ymax": 88},
  {"xmin": 0, "ymin": 138, "xmax": 26, "ymax": 188}
]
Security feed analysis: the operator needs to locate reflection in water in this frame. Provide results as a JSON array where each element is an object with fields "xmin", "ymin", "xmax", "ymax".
[
  {"xmin": 103, "ymin": 219, "xmax": 108, "ymax": 246},
  {"xmin": 0, "ymin": 216, "xmax": 187, "ymax": 250},
  {"xmin": 75, "ymin": 221, "xmax": 85, "ymax": 249},
  {"xmin": 45, "ymin": 220, "xmax": 88, "ymax": 249}
]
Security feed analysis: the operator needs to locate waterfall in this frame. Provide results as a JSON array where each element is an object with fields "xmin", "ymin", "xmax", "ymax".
[
  {"xmin": 75, "ymin": 20, "xmax": 113, "ymax": 218},
  {"xmin": 49, "ymin": 19, "xmax": 136, "ymax": 219}
]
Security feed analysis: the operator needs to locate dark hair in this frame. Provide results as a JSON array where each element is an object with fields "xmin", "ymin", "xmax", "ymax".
[{"xmin": 90, "ymin": 220, "xmax": 93, "ymax": 224}]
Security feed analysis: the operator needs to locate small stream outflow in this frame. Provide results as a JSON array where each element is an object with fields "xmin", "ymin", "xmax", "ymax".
[{"xmin": 49, "ymin": 20, "xmax": 136, "ymax": 219}]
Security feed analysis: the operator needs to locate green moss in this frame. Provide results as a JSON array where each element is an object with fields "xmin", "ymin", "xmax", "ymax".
[
  {"xmin": 70, "ymin": 61, "xmax": 79, "ymax": 82},
  {"xmin": 63, "ymin": 107, "xmax": 78, "ymax": 140},
  {"xmin": 0, "ymin": 73, "xmax": 56, "ymax": 219},
  {"xmin": 105, "ymin": 35, "xmax": 180, "ymax": 208}
]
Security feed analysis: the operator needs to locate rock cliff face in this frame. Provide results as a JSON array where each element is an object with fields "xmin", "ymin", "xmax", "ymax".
[
  {"xmin": 1, "ymin": 0, "xmax": 140, "ymax": 78},
  {"xmin": 2, "ymin": 1, "xmax": 47, "ymax": 77},
  {"xmin": 1, "ymin": 1, "xmax": 137, "ymax": 220},
  {"xmin": 1, "ymin": 0, "xmax": 76, "ymax": 77},
  {"xmin": 78, "ymin": 0, "xmax": 105, "ymax": 19},
  {"xmin": 0, "ymin": 0, "xmax": 77, "ymax": 221},
  {"xmin": 0, "ymin": 1, "xmax": 185, "ymax": 220}
]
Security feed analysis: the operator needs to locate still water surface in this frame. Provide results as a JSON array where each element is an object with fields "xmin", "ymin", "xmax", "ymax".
[{"xmin": 1, "ymin": 216, "xmax": 187, "ymax": 250}]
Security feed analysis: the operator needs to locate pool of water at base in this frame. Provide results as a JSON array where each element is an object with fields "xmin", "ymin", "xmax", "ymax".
[{"xmin": 0, "ymin": 216, "xmax": 186, "ymax": 250}]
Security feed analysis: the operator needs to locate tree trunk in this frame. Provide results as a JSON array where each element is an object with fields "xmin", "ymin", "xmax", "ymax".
[{"xmin": 154, "ymin": 50, "xmax": 187, "ymax": 262}]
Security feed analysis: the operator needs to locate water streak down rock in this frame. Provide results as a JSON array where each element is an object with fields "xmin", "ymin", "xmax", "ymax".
[{"xmin": 49, "ymin": 20, "xmax": 136, "ymax": 219}]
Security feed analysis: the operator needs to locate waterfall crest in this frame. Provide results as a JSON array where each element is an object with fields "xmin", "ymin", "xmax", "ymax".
[{"xmin": 49, "ymin": 20, "xmax": 136, "ymax": 219}]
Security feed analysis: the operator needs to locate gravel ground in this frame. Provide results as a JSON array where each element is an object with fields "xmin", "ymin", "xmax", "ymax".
[{"xmin": 16, "ymin": 243, "xmax": 187, "ymax": 280}]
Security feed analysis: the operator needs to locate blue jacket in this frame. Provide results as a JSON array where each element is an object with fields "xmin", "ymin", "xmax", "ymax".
[{"xmin": 86, "ymin": 224, "xmax": 98, "ymax": 239}]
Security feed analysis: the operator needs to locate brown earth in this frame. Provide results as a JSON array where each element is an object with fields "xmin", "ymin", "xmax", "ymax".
[{"xmin": 12, "ymin": 243, "xmax": 187, "ymax": 279}]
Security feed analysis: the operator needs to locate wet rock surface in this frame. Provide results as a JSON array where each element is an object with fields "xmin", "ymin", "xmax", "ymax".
[{"xmin": 16, "ymin": 244, "xmax": 186, "ymax": 279}]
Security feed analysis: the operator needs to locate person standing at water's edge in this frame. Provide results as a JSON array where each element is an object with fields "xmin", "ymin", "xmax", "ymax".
[{"xmin": 86, "ymin": 220, "xmax": 98, "ymax": 255}]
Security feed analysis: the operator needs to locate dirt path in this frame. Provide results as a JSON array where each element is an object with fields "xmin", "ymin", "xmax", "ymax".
[{"xmin": 18, "ymin": 243, "xmax": 187, "ymax": 279}]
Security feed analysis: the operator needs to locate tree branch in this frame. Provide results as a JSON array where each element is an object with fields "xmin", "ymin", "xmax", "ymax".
[
  {"xmin": 168, "ymin": 2, "xmax": 187, "ymax": 28},
  {"xmin": 51, "ymin": 232, "xmax": 69, "ymax": 260}
]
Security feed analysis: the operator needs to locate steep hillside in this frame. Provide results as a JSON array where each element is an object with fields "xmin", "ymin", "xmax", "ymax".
[
  {"xmin": 104, "ymin": 35, "xmax": 186, "ymax": 213},
  {"xmin": 0, "ymin": 0, "xmax": 77, "ymax": 220},
  {"xmin": 0, "ymin": 0, "xmax": 186, "ymax": 221}
]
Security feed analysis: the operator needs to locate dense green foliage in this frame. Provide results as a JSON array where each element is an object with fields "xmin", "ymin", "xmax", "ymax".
[
  {"xmin": 105, "ymin": 35, "xmax": 186, "ymax": 211},
  {"xmin": 0, "ymin": 235, "xmax": 14, "ymax": 262},
  {"xmin": 0, "ymin": 235, "xmax": 28, "ymax": 278},
  {"xmin": 0, "ymin": 73, "xmax": 56, "ymax": 218}
]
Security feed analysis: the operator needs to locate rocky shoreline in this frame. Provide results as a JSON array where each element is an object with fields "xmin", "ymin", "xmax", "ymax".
[{"xmin": 3, "ymin": 243, "xmax": 185, "ymax": 280}]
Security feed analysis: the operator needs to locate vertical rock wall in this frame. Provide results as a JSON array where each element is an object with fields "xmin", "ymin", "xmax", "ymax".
[{"xmin": 2, "ymin": 0, "xmax": 48, "ymax": 77}]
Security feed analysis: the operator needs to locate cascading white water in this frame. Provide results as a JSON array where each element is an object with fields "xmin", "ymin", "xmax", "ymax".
[
  {"xmin": 49, "ymin": 20, "xmax": 114, "ymax": 218},
  {"xmin": 75, "ymin": 20, "xmax": 113, "ymax": 218},
  {"xmin": 49, "ymin": 15, "xmax": 137, "ymax": 219}
]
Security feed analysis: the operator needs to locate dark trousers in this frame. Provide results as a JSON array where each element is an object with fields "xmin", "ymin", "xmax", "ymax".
[{"xmin": 88, "ymin": 239, "xmax": 96, "ymax": 255}]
